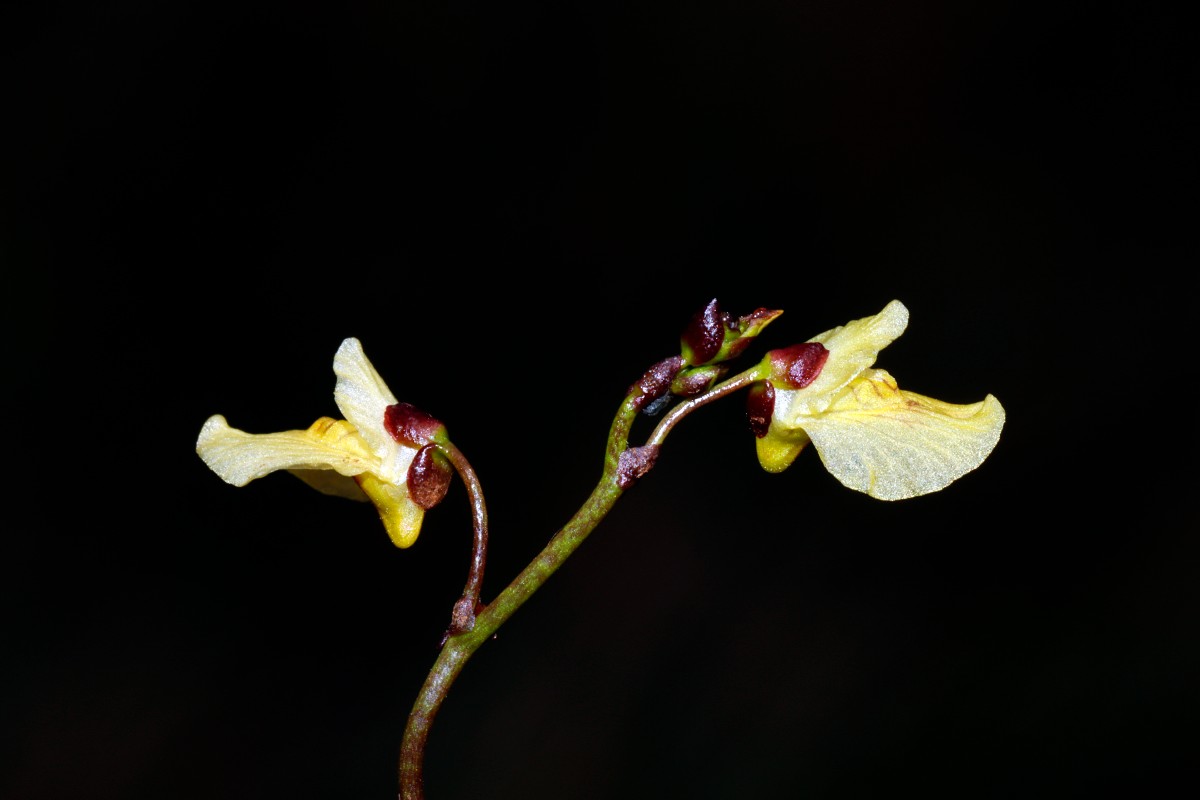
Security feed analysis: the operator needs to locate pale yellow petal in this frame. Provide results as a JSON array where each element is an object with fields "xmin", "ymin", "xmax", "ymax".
[
  {"xmin": 332, "ymin": 337, "xmax": 399, "ymax": 457},
  {"xmin": 775, "ymin": 299, "xmax": 909, "ymax": 419},
  {"xmin": 797, "ymin": 370, "xmax": 1005, "ymax": 500},
  {"xmin": 197, "ymin": 414, "xmax": 380, "ymax": 487}
]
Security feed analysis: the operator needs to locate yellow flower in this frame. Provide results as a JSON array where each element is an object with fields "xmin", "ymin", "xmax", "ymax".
[
  {"xmin": 750, "ymin": 300, "xmax": 1005, "ymax": 500},
  {"xmin": 196, "ymin": 337, "xmax": 429, "ymax": 547}
]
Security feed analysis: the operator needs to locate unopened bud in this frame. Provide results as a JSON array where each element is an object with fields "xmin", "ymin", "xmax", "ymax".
[
  {"xmin": 681, "ymin": 300, "xmax": 783, "ymax": 366},
  {"xmin": 723, "ymin": 307, "xmax": 783, "ymax": 360}
]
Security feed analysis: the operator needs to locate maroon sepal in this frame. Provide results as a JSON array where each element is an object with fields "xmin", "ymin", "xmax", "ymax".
[
  {"xmin": 768, "ymin": 342, "xmax": 829, "ymax": 389},
  {"xmin": 746, "ymin": 380, "xmax": 775, "ymax": 439},
  {"xmin": 407, "ymin": 444, "xmax": 453, "ymax": 509},
  {"xmin": 384, "ymin": 402, "xmax": 445, "ymax": 447}
]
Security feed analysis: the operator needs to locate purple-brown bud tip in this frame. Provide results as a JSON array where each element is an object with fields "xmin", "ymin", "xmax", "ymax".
[
  {"xmin": 746, "ymin": 381, "xmax": 775, "ymax": 438},
  {"xmin": 384, "ymin": 402, "xmax": 447, "ymax": 447},
  {"xmin": 407, "ymin": 444, "xmax": 453, "ymax": 510},
  {"xmin": 681, "ymin": 298, "xmax": 729, "ymax": 365},
  {"xmin": 767, "ymin": 342, "xmax": 829, "ymax": 389},
  {"xmin": 724, "ymin": 307, "xmax": 783, "ymax": 359}
]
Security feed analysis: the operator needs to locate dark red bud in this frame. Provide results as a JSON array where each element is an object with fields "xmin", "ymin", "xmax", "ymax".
[
  {"xmin": 682, "ymin": 298, "xmax": 729, "ymax": 364},
  {"xmin": 769, "ymin": 342, "xmax": 829, "ymax": 389},
  {"xmin": 407, "ymin": 444, "xmax": 453, "ymax": 510},
  {"xmin": 630, "ymin": 355, "xmax": 685, "ymax": 412},
  {"xmin": 384, "ymin": 402, "xmax": 444, "ymax": 447},
  {"xmin": 746, "ymin": 380, "xmax": 775, "ymax": 438}
]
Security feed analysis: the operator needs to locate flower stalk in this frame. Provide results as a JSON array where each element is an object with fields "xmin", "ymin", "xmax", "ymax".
[
  {"xmin": 399, "ymin": 390, "xmax": 646, "ymax": 800},
  {"xmin": 434, "ymin": 440, "xmax": 488, "ymax": 638}
]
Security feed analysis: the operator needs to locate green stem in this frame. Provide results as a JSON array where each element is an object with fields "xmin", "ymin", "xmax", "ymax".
[
  {"xmin": 399, "ymin": 393, "xmax": 642, "ymax": 800},
  {"xmin": 398, "ymin": 363, "xmax": 763, "ymax": 799}
]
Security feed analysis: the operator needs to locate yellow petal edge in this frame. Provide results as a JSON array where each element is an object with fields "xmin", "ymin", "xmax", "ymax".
[{"xmin": 803, "ymin": 369, "xmax": 1005, "ymax": 500}]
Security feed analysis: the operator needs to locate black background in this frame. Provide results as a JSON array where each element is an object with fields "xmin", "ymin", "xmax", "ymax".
[{"xmin": 4, "ymin": 2, "xmax": 1194, "ymax": 799}]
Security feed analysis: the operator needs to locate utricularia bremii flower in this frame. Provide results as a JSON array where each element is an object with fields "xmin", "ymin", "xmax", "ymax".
[
  {"xmin": 196, "ymin": 338, "xmax": 450, "ymax": 547},
  {"xmin": 744, "ymin": 300, "xmax": 1005, "ymax": 500}
]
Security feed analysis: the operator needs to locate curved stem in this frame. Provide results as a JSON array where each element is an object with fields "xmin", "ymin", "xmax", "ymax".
[
  {"xmin": 399, "ymin": 394, "xmax": 643, "ymax": 800},
  {"xmin": 645, "ymin": 369, "xmax": 759, "ymax": 447},
  {"xmin": 436, "ymin": 441, "xmax": 488, "ymax": 636},
  {"xmin": 398, "ymin": 361, "xmax": 770, "ymax": 798}
]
